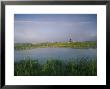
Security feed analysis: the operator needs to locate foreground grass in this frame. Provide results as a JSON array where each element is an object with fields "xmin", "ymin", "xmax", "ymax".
[
  {"xmin": 15, "ymin": 41, "xmax": 97, "ymax": 50},
  {"xmin": 14, "ymin": 58, "xmax": 97, "ymax": 76}
]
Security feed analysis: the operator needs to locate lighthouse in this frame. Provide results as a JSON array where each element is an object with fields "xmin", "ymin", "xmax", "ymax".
[
  {"xmin": 69, "ymin": 38, "xmax": 72, "ymax": 42},
  {"xmin": 69, "ymin": 34, "xmax": 72, "ymax": 42}
]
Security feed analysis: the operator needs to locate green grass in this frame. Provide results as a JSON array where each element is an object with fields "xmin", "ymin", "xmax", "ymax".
[
  {"xmin": 14, "ymin": 58, "xmax": 97, "ymax": 76},
  {"xmin": 14, "ymin": 41, "xmax": 97, "ymax": 50}
]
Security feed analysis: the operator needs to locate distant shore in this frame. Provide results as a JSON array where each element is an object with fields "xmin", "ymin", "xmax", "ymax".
[{"xmin": 14, "ymin": 41, "xmax": 97, "ymax": 50}]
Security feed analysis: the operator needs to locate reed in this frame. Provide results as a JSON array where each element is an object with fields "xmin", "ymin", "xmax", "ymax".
[{"xmin": 14, "ymin": 57, "xmax": 97, "ymax": 76}]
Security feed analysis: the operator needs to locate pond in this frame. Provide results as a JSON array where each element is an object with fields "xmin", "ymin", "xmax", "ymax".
[{"xmin": 14, "ymin": 48, "xmax": 97, "ymax": 63}]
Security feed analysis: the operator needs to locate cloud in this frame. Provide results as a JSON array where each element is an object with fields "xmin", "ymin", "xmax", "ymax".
[
  {"xmin": 15, "ymin": 20, "xmax": 33, "ymax": 23},
  {"xmin": 14, "ymin": 19, "xmax": 96, "ymax": 43},
  {"xmin": 15, "ymin": 19, "xmax": 92, "ymax": 25}
]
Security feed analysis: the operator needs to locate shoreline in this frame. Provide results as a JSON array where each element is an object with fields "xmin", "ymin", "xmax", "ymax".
[{"xmin": 15, "ymin": 47, "xmax": 97, "ymax": 51}]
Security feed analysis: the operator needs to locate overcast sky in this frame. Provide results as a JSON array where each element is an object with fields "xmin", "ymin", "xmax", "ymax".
[{"xmin": 14, "ymin": 14, "xmax": 97, "ymax": 43}]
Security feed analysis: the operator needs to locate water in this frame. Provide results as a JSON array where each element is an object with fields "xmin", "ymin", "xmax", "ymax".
[{"xmin": 14, "ymin": 48, "xmax": 97, "ymax": 63}]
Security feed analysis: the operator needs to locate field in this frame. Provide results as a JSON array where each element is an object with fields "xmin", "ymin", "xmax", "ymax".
[
  {"xmin": 14, "ymin": 41, "xmax": 97, "ymax": 50},
  {"xmin": 14, "ymin": 57, "xmax": 97, "ymax": 76}
]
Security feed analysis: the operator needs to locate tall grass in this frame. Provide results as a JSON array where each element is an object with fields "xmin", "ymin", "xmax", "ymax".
[{"xmin": 14, "ymin": 58, "xmax": 97, "ymax": 76}]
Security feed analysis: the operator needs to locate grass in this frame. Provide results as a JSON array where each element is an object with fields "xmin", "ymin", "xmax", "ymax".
[
  {"xmin": 14, "ymin": 41, "xmax": 97, "ymax": 50},
  {"xmin": 14, "ymin": 57, "xmax": 97, "ymax": 76}
]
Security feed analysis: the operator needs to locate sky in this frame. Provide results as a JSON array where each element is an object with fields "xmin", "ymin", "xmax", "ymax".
[{"xmin": 14, "ymin": 14, "xmax": 97, "ymax": 43}]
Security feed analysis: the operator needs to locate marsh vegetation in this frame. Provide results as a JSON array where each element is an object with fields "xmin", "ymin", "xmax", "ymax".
[{"xmin": 14, "ymin": 58, "xmax": 97, "ymax": 76}]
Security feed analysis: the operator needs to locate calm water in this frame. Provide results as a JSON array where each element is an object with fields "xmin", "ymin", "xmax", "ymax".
[{"xmin": 14, "ymin": 48, "xmax": 97, "ymax": 62}]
